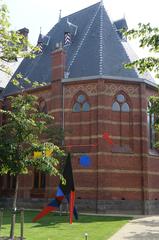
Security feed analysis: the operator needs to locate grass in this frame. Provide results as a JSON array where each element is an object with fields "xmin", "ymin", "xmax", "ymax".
[{"xmin": 0, "ymin": 210, "xmax": 132, "ymax": 240}]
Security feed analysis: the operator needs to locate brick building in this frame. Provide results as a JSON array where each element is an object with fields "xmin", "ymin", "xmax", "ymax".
[{"xmin": 0, "ymin": 2, "xmax": 159, "ymax": 214}]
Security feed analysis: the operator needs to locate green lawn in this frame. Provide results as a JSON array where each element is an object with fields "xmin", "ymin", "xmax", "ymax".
[{"xmin": 0, "ymin": 210, "xmax": 131, "ymax": 240}]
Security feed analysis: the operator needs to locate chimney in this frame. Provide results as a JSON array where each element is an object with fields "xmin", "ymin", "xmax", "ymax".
[
  {"xmin": 17, "ymin": 27, "xmax": 29, "ymax": 51},
  {"xmin": 18, "ymin": 27, "xmax": 29, "ymax": 38},
  {"xmin": 52, "ymin": 43, "xmax": 66, "ymax": 81}
]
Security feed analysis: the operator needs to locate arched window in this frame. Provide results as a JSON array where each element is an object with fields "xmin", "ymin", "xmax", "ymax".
[
  {"xmin": 111, "ymin": 93, "xmax": 132, "ymax": 152},
  {"xmin": 0, "ymin": 174, "xmax": 16, "ymax": 197},
  {"xmin": 7, "ymin": 174, "xmax": 16, "ymax": 189},
  {"xmin": 147, "ymin": 101, "xmax": 156, "ymax": 149},
  {"xmin": 112, "ymin": 94, "xmax": 130, "ymax": 112},
  {"xmin": 33, "ymin": 170, "xmax": 46, "ymax": 189},
  {"xmin": 39, "ymin": 99, "xmax": 47, "ymax": 113},
  {"xmin": 72, "ymin": 94, "xmax": 90, "ymax": 112},
  {"xmin": 31, "ymin": 169, "xmax": 46, "ymax": 198}
]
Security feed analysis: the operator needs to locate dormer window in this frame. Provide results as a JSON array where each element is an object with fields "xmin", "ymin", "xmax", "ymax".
[
  {"xmin": 64, "ymin": 18, "xmax": 78, "ymax": 47},
  {"xmin": 64, "ymin": 32, "xmax": 71, "ymax": 46},
  {"xmin": 114, "ymin": 18, "xmax": 128, "ymax": 42}
]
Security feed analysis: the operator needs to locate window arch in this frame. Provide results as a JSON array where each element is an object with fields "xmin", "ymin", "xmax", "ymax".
[
  {"xmin": 112, "ymin": 93, "xmax": 130, "ymax": 112},
  {"xmin": 147, "ymin": 101, "xmax": 156, "ymax": 149},
  {"xmin": 31, "ymin": 169, "xmax": 46, "ymax": 198},
  {"xmin": 38, "ymin": 98, "xmax": 47, "ymax": 113},
  {"xmin": 33, "ymin": 170, "xmax": 46, "ymax": 189},
  {"xmin": 7, "ymin": 174, "xmax": 16, "ymax": 189},
  {"xmin": 111, "ymin": 92, "xmax": 132, "ymax": 152},
  {"xmin": 72, "ymin": 93, "xmax": 90, "ymax": 112}
]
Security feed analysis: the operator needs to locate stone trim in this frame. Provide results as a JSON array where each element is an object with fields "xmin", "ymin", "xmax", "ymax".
[
  {"xmin": 73, "ymin": 152, "xmax": 146, "ymax": 157},
  {"xmin": 62, "ymin": 75, "xmax": 157, "ymax": 88},
  {"xmin": 65, "ymin": 134, "xmax": 148, "ymax": 141},
  {"xmin": 74, "ymin": 169, "xmax": 159, "ymax": 176},
  {"xmin": 64, "ymin": 120, "xmax": 147, "ymax": 126}
]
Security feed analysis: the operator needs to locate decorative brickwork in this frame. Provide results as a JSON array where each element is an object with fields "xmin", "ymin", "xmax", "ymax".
[
  {"xmin": 102, "ymin": 83, "xmax": 139, "ymax": 97},
  {"xmin": 64, "ymin": 83, "xmax": 97, "ymax": 97}
]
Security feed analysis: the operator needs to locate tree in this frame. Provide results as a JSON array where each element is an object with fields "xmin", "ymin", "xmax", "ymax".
[
  {"xmin": 0, "ymin": 0, "xmax": 46, "ymax": 95},
  {"xmin": 124, "ymin": 23, "xmax": 159, "ymax": 149},
  {"xmin": 0, "ymin": 94, "xmax": 65, "ymax": 238},
  {"xmin": 0, "ymin": 2, "xmax": 65, "ymax": 238},
  {"xmin": 148, "ymin": 96, "xmax": 159, "ymax": 149},
  {"xmin": 124, "ymin": 23, "xmax": 159, "ymax": 78},
  {"xmin": 0, "ymin": 0, "xmax": 39, "ymax": 75}
]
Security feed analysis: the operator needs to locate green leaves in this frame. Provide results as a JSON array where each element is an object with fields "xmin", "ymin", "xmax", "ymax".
[
  {"xmin": 148, "ymin": 96, "xmax": 159, "ymax": 149},
  {"xmin": 124, "ymin": 57, "xmax": 159, "ymax": 77},
  {"xmin": 123, "ymin": 23, "xmax": 159, "ymax": 78},
  {"xmin": 0, "ymin": 1, "xmax": 41, "ymax": 76},
  {"xmin": 148, "ymin": 96, "xmax": 159, "ymax": 114},
  {"xmin": 0, "ymin": 94, "xmax": 65, "ymax": 180},
  {"xmin": 124, "ymin": 23, "xmax": 159, "ymax": 149},
  {"xmin": 124, "ymin": 23, "xmax": 159, "ymax": 52}
]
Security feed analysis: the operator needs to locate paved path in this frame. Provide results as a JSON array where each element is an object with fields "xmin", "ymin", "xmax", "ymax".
[{"xmin": 109, "ymin": 216, "xmax": 159, "ymax": 240}]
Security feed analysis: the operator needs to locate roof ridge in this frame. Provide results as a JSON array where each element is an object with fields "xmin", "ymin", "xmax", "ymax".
[
  {"xmin": 121, "ymin": 40, "xmax": 140, "ymax": 77},
  {"xmin": 67, "ymin": 3, "xmax": 101, "ymax": 74},
  {"xmin": 102, "ymin": 7, "xmax": 139, "ymax": 78},
  {"xmin": 61, "ymin": 2, "xmax": 101, "ymax": 21},
  {"xmin": 99, "ymin": 4, "xmax": 104, "ymax": 75}
]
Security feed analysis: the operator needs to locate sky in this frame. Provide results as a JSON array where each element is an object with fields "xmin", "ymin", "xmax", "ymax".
[
  {"xmin": 3, "ymin": 0, "xmax": 159, "ymax": 83},
  {"xmin": 5, "ymin": 0, "xmax": 159, "ymax": 45}
]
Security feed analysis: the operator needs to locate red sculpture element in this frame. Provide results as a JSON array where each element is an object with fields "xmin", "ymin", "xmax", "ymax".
[
  {"xmin": 102, "ymin": 132, "xmax": 113, "ymax": 145},
  {"xmin": 70, "ymin": 191, "xmax": 75, "ymax": 224}
]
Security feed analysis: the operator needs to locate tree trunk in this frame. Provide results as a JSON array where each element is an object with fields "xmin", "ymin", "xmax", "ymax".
[{"xmin": 10, "ymin": 174, "xmax": 19, "ymax": 239}]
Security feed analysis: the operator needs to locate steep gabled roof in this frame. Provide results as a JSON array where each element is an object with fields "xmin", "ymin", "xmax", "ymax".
[{"xmin": 2, "ymin": 2, "xmax": 155, "ymax": 96}]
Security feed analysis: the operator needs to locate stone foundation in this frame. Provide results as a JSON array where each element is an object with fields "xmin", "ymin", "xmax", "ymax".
[{"xmin": 1, "ymin": 198, "xmax": 159, "ymax": 215}]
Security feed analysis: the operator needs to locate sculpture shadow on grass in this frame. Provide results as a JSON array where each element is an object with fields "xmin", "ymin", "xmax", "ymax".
[{"xmin": 1, "ymin": 210, "xmax": 132, "ymax": 228}]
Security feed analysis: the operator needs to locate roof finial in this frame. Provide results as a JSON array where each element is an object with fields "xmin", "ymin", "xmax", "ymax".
[
  {"xmin": 100, "ymin": 0, "xmax": 103, "ymax": 5},
  {"xmin": 59, "ymin": 9, "xmax": 62, "ymax": 22},
  {"xmin": 37, "ymin": 27, "xmax": 43, "ymax": 45},
  {"xmin": 40, "ymin": 26, "xmax": 42, "ymax": 34}
]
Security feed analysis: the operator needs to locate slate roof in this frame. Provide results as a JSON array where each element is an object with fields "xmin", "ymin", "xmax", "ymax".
[
  {"xmin": 114, "ymin": 18, "xmax": 128, "ymax": 40},
  {"xmin": 114, "ymin": 18, "xmax": 128, "ymax": 32},
  {"xmin": 2, "ymin": 2, "xmax": 155, "ymax": 96}
]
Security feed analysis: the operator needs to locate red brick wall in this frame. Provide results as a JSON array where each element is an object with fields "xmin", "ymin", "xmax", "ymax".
[
  {"xmin": 63, "ymin": 79, "xmax": 159, "ymax": 204},
  {"xmin": 1, "ymin": 69, "xmax": 159, "ymax": 212}
]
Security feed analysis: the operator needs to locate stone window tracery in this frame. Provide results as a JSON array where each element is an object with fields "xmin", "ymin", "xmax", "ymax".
[
  {"xmin": 111, "ymin": 92, "xmax": 132, "ymax": 152},
  {"xmin": 72, "ymin": 94, "xmax": 90, "ymax": 112},
  {"xmin": 112, "ymin": 94, "xmax": 130, "ymax": 112}
]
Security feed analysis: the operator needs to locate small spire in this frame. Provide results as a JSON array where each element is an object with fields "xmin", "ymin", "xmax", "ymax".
[
  {"xmin": 59, "ymin": 9, "xmax": 62, "ymax": 22},
  {"xmin": 37, "ymin": 27, "xmax": 43, "ymax": 45},
  {"xmin": 100, "ymin": 0, "xmax": 103, "ymax": 5}
]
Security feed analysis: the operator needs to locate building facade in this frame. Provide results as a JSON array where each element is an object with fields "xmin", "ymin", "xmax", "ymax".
[{"xmin": 0, "ymin": 2, "xmax": 159, "ymax": 214}]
